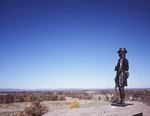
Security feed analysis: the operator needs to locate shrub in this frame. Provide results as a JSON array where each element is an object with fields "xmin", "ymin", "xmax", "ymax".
[
  {"xmin": 104, "ymin": 94, "xmax": 109, "ymax": 101},
  {"xmin": 142, "ymin": 96, "xmax": 150, "ymax": 106},
  {"xmin": 70, "ymin": 100, "xmax": 79, "ymax": 108},
  {"xmin": 110, "ymin": 94, "xmax": 119, "ymax": 103},
  {"xmin": 18, "ymin": 101, "xmax": 48, "ymax": 116},
  {"xmin": 17, "ymin": 111, "xmax": 24, "ymax": 116}
]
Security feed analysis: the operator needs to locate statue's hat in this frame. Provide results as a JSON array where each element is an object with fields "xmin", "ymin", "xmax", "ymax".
[{"xmin": 117, "ymin": 48, "xmax": 128, "ymax": 53}]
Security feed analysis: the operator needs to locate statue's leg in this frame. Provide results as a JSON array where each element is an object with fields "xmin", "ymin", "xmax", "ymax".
[
  {"xmin": 122, "ymin": 86, "xmax": 125, "ymax": 103},
  {"xmin": 119, "ymin": 86, "xmax": 125, "ymax": 104},
  {"xmin": 119, "ymin": 86, "xmax": 122, "ymax": 103}
]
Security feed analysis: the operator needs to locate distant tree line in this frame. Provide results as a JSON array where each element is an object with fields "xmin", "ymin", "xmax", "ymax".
[
  {"xmin": 0, "ymin": 92, "xmax": 65, "ymax": 103},
  {"xmin": 0, "ymin": 91, "xmax": 93, "ymax": 104}
]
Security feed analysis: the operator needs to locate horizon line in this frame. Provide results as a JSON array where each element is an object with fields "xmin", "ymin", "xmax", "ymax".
[{"xmin": 0, "ymin": 87, "xmax": 150, "ymax": 90}]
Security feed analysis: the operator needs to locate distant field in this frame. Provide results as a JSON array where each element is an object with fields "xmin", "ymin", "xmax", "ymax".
[{"xmin": 0, "ymin": 89, "xmax": 150, "ymax": 116}]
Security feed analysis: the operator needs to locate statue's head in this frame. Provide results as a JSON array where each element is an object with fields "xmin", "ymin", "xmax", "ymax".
[{"xmin": 117, "ymin": 48, "xmax": 127, "ymax": 58}]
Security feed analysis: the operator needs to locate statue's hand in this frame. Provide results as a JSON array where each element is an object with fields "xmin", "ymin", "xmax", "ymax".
[
  {"xmin": 115, "ymin": 66, "xmax": 117, "ymax": 71},
  {"xmin": 125, "ymin": 71, "xmax": 129, "ymax": 78}
]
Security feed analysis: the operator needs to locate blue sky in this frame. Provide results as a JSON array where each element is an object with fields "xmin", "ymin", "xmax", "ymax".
[{"xmin": 0, "ymin": 0, "xmax": 150, "ymax": 89}]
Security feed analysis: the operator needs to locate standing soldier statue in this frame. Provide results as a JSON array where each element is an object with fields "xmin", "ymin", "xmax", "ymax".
[{"xmin": 115, "ymin": 48, "xmax": 129, "ymax": 104}]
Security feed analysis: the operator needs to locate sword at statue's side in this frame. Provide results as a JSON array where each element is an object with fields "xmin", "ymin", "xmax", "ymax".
[{"xmin": 114, "ymin": 66, "xmax": 119, "ymax": 103}]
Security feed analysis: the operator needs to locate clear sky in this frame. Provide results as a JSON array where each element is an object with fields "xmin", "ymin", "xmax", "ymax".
[{"xmin": 0, "ymin": 0, "xmax": 150, "ymax": 89}]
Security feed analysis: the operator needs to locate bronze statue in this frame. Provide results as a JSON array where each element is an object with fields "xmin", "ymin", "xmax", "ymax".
[{"xmin": 115, "ymin": 48, "xmax": 129, "ymax": 104}]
